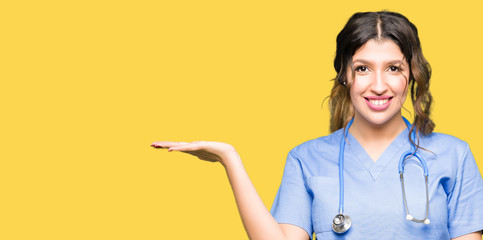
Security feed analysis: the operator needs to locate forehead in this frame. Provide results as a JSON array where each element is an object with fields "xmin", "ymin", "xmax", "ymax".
[{"xmin": 352, "ymin": 39, "xmax": 405, "ymax": 62}]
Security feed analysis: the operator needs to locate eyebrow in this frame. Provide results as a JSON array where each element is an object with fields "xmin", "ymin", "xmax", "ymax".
[{"xmin": 352, "ymin": 59, "xmax": 406, "ymax": 65}]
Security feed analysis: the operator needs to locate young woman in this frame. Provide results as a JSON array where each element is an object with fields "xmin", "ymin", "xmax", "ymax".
[{"xmin": 152, "ymin": 11, "xmax": 483, "ymax": 239}]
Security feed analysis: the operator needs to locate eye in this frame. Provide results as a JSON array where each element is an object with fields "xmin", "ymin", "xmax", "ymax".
[
  {"xmin": 355, "ymin": 66, "xmax": 369, "ymax": 73},
  {"xmin": 387, "ymin": 66, "xmax": 400, "ymax": 72}
]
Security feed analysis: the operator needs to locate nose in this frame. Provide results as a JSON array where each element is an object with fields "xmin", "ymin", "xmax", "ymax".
[{"xmin": 370, "ymin": 70, "xmax": 388, "ymax": 94}]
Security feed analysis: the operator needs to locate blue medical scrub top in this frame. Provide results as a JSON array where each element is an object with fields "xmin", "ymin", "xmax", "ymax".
[{"xmin": 270, "ymin": 128, "xmax": 483, "ymax": 239}]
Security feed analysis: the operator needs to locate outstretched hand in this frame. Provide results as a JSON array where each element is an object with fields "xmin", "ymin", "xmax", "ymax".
[{"xmin": 151, "ymin": 141, "xmax": 239, "ymax": 166}]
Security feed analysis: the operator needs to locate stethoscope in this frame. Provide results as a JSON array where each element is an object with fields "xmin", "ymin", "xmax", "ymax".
[{"xmin": 332, "ymin": 117, "xmax": 430, "ymax": 234}]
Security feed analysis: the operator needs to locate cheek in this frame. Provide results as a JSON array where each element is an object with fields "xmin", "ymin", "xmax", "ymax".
[
  {"xmin": 390, "ymin": 76, "xmax": 409, "ymax": 104},
  {"xmin": 399, "ymin": 90, "xmax": 408, "ymax": 105},
  {"xmin": 349, "ymin": 77, "xmax": 370, "ymax": 98},
  {"xmin": 393, "ymin": 81, "xmax": 407, "ymax": 94},
  {"xmin": 349, "ymin": 80, "xmax": 368, "ymax": 107}
]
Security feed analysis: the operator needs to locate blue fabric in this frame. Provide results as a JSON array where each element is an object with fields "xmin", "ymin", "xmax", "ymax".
[{"xmin": 270, "ymin": 128, "xmax": 483, "ymax": 239}]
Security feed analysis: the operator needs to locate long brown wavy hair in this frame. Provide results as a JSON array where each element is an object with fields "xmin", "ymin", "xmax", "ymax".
[{"xmin": 328, "ymin": 11, "xmax": 435, "ymax": 144}]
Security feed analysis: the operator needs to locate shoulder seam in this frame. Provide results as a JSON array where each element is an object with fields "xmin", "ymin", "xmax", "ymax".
[{"xmin": 448, "ymin": 142, "xmax": 470, "ymax": 196}]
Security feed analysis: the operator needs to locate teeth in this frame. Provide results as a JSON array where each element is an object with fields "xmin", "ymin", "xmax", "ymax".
[{"xmin": 369, "ymin": 99, "xmax": 389, "ymax": 106}]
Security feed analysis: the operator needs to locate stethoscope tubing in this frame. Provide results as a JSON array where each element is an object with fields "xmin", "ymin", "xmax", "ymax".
[
  {"xmin": 399, "ymin": 117, "xmax": 429, "ymax": 176},
  {"xmin": 338, "ymin": 118, "xmax": 354, "ymax": 214},
  {"xmin": 336, "ymin": 117, "xmax": 430, "ymax": 233}
]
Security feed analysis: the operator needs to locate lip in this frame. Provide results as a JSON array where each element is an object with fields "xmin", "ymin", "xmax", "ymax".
[{"xmin": 364, "ymin": 96, "xmax": 393, "ymax": 111}]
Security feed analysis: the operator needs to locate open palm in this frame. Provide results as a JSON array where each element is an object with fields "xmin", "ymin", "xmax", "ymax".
[{"xmin": 151, "ymin": 141, "xmax": 238, "ymax": 165}]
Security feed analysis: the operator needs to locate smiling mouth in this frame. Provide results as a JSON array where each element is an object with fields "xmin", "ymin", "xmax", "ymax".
[{"xmin": 364, "ymin": 97, "xmax": 393, "ymax": 106}]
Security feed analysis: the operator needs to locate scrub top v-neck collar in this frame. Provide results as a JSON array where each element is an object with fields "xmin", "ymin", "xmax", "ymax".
[{"xmin": 345, "ymin": 127, "xmax": 410, "ymax": 181}]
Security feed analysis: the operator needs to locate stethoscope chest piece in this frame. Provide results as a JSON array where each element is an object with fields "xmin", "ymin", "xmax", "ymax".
[
  {"xmin": 332, "ymin": 213, "xmax": 351, "ymax": 233},
  {"xmin": 332, "ymin": 117, "xmax": 429, "ymax": 234}
]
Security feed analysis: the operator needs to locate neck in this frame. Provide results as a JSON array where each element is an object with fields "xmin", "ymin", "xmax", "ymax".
[{"xmin": 349, "ymin": 113, "xmax": 407, "ymax": 143}]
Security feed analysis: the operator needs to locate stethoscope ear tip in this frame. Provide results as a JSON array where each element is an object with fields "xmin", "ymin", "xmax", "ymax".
[{"xmin": 405, "ymin": 214, "xmax": 430, "ymax": 224}]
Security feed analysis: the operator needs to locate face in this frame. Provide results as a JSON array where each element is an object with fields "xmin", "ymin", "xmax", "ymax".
[{"xmin": 348, "ymin": 39, "xmax": 410, "ymax": 126}]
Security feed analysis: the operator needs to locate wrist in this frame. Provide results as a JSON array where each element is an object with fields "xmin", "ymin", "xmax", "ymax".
[{"xmin": 220, "ymin": 151, "xmax": 242, "ymax": 169}]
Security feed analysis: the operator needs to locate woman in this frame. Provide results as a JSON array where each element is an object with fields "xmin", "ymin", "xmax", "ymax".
[{"xmin": 152, "ymin": 11, "xmax": 483, "ymax": 239}]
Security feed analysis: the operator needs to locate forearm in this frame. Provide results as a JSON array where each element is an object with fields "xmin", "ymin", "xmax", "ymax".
[
  {"xmin": 451, "ymin": 231, "xmax": 482, "ymax": 240},
  {"xmin": 151, "ymin": 141, "xmax": 304, "ymax": 239},
  {"xmin": 223, "ymin": 153, "xmax": 287, "ymax": 240}
]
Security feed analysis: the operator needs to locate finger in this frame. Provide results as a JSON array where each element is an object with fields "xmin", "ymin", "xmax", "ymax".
[
  {"xmin": 151, "ymin": 141, "xmax": 188, "ymax": 148},
  {"xmin": 168, "ymin": 142, "xmax": 202, "ymax": 152}
]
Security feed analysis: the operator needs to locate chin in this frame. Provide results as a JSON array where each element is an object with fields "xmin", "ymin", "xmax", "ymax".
[{"xmin": 358, "ymin": 112, "xmax": 401, "ymax": 127}]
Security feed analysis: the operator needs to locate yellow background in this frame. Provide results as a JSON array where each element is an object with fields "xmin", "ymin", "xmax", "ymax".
[{"xmin": 1, "ymin": 0, "xmax": 482, "ymax": 239}]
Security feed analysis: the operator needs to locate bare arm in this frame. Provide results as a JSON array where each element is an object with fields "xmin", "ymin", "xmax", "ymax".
[
  {"xmin": 152, "ymin": 141, "xmax": 310, "ymax": 240},
  {"xmin": 452, "ymin": 231, "xmax": 482, "ymax": 240}
]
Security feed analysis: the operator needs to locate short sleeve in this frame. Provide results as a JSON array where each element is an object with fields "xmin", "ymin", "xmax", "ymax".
[
  {"xmin": 447, "ymin": 144, "xmax": 483, "ymax": 238},
  {"xmin": 270, "ymin": 151, "xmax": 313, "ymax": 238}
]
